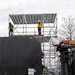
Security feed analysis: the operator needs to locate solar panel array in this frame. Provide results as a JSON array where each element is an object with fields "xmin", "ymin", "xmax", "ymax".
[{"xmin": 9, "ymin": 14, "xmax": 56, "ymax": 24}]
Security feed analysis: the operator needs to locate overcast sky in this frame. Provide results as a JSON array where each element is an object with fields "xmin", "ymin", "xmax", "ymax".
[{"xmin": 0, "ymin": 0, "xmax": 75, "ymax": 36}]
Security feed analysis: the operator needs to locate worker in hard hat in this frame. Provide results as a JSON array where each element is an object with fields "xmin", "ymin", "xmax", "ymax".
[
  {"xmin": 37, "ymin": 20, "xmax": 42, "ymax": 35},
  {"xmin": 8, "ymin": 22, "xmax": 14, "ymax": 36}
]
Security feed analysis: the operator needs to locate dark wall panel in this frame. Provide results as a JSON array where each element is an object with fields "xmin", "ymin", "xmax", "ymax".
[{"xmin": 0, "ymin": 36, "xmax": 42, "ymax": 75}]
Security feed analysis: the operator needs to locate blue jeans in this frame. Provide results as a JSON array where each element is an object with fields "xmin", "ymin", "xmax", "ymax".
[{"xmin": 38, "ymin": 28, "xmax": 41, "ymax": 35}]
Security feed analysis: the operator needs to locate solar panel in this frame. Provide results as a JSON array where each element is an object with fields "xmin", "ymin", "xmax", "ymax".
[{"xmin": 9, "ymin": 14, "xmax": 57, "ymax": 24}]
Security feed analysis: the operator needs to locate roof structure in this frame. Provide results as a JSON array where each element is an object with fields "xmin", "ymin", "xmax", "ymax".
[{"xmin": 9, "ymin": 13, "xmax": 57, "ymax": 24}]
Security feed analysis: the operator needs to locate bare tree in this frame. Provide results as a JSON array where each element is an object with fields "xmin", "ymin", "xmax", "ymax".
[{"xmin": 60, "ymin": 16, "xmax": 75, "ymax": 40}]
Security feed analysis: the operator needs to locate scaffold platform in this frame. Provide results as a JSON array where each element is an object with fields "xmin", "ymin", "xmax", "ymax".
[{"xmin": 9, "ymin": 13, "xmax": 59, "ymax": 71}]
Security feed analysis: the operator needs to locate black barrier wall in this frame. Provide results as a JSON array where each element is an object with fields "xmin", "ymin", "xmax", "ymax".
[{"xmin": 0, "ymin": 36, "xmax": 42, "ymax": 75}]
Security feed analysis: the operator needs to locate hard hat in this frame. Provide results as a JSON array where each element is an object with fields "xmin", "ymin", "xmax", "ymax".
[
  {"xmin": 9, "ymin": 22, "xmax": 11, "ymax": 25},
  {"xmin": 38, "ymin": 20, "xmax": 41, "ymax": 22}
]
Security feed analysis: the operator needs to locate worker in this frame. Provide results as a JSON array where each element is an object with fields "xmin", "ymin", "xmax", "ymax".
[
  {"xmin": 37, "ymin": 20, "xmax": 42, "ymax": 35},
  {"xmin": 8, "ymin": 22, "xmax": 14, "ymax": 36}
]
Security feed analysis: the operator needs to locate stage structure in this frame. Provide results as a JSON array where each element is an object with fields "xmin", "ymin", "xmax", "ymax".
[{"xmin": 9, "ymin": 13, "xmax": 59, "ymax": 71}]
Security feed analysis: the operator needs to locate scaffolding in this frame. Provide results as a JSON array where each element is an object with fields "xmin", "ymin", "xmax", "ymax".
[{"xmin": 9, "ymin": 13, "xmax": 60, "ymax": 71}]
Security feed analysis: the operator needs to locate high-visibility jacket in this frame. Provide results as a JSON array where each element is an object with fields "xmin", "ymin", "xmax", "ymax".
[
  {"xmin": 37, "ymin": 22, "xmax": 42, "ymax": 28},
  {"xmin": 8, "ymin": 24, "xmax": 14, "ymax": 30}
]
